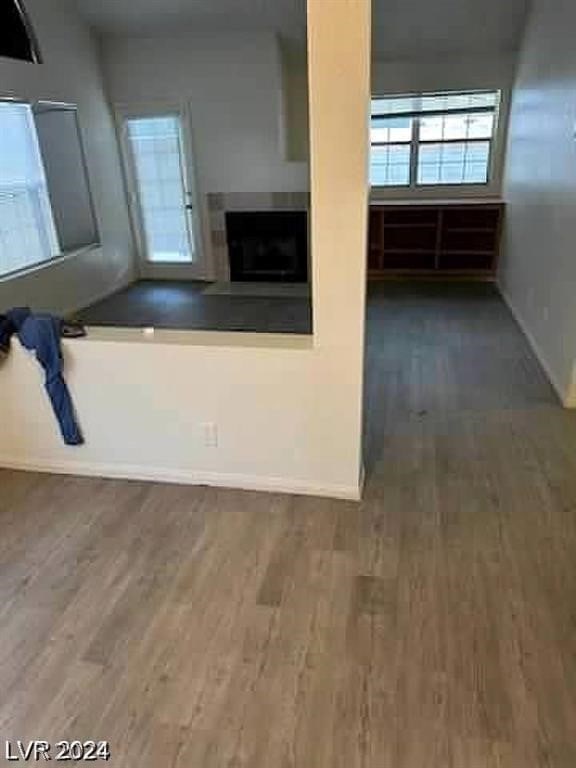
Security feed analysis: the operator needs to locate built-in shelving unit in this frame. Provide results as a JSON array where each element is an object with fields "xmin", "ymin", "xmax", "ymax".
[{"xmin": 368, "ymin": 202, "xmax": 504, "ymax": 278}]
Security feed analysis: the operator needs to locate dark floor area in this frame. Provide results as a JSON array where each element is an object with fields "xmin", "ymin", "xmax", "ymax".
[
  {"xmin": 363, "ymin": 280, "xmax": 559, "ymax": 473},
  {"xmin": 74, "ymin": 280, "xmax": 313, "ymax": 334}
]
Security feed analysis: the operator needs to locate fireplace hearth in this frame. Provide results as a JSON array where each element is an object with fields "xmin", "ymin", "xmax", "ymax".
[{"xmin": 226, "ymin": 211, "xmax": 308, "ymax": 283}]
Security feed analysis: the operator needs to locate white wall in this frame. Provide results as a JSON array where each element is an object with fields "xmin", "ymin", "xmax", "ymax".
[
  {"xmin": 102, "ymin": 31, "xmax": 309, "ymax": 196},
  {"xmin": 0, "ymin": 0, "xmax": 135, "ymax": 316},
  {"xmin": 280, "ymin": 36, "xmax": 309, "ymax": 163},
  {"xmin": 0, "ymin": 0, "xmax": 370, "ymax": 500},
  {"xmin": 500, "ymin": 0, "xmax": 576, "ymax": 406},
  {"xmin": 0, "ymin": 333, "xmax": 363, "ymax": 497},
  {"xmin": 372, "ymin": 51, "xmax": 517, "ymax": 95}
]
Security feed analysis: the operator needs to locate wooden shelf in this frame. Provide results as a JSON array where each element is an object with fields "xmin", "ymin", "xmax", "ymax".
[
  {"xmin": 445, "ymin": 227, "xmax": 494, "ymax": 233},
  {"xmin": 385, "ymin": 248, "xmax": 436, "ymax": 254},
  {"xmin": 442, "ymin": 249, "xmax": 494, "ymax": 255},
  {"xmin": 368, "ymin": 202, "xmax": 504, "ymax": 278},
  {"xmin": 383, "ymin": 223, "xmax": 437, "ymax": 229}
]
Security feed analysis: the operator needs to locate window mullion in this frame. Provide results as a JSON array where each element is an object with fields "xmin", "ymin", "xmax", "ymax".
[{"xmin": 409, "ymin": 116, "xmax": 420, "ymax": 187}]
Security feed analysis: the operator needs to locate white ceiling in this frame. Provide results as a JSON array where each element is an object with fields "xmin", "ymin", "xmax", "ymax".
[{"xmin": 73, "ymin": 0, "xmax": 529, "ymax": 56}]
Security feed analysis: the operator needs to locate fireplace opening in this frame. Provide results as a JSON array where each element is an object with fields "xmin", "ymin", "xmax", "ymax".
[{"xmin": 226, "ymin": 211, "xmax": 308, "ymax": 282}]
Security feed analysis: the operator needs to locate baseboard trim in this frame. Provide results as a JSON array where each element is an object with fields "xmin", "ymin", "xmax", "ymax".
[
  {"xmin": 0, "ymin": 457, "xmax": 362, "ymax": 501},
  {"xmin": 498, "ymin": 285, "xmax": 574, "ymax": 409}
]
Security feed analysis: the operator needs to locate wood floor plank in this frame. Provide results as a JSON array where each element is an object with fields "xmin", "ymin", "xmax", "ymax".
[{"xmin": 2, "ymin": 282, "xmax": 576, "ymax": 766}]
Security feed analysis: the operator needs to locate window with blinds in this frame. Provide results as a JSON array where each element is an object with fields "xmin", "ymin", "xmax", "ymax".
[
  {"xmin": 370, "ymin": 90, "xmax": 500, "ymax": 188},
  {"xmin": 0, "ymin": 100, "xmax": 98, "ymax": 278}
]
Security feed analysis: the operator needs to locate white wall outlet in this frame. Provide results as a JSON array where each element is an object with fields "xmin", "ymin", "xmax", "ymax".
[{"xmin": 202, "ymin": 422, "xmax": 218, "ymax": 448}]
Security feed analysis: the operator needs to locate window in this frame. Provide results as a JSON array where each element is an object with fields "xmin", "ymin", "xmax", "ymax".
[
  {"xmin": 0, "ymin": 102, "xmax": 58, "ymax": 276},
  {"xmin": 0, "ymin": 100, "xmax": 98, "ymax": 278},
  {"xmin": 370, "ymin": 90, "xmax": 500, "ymax": 188}
]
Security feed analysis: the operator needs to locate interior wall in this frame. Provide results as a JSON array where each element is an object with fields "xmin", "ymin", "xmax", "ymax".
[
  {"xmin": 371, "ymin": 51, "xmax": 517, "ymax": 95},
  {"xmin": 102, "ymin": 32, "xmax": 309, "ymax": 197},
  {"xmin": 0, "ymin": 0, "xmax": 370, "ymax": 500},
  {"xmin": 279, "ymin": 36, "xmax": 309, "ymax": 163},
  {"xmin": 0, "ymin": 0, "xmax": 135, "ymax": 316},
  {"xmin": 499, "ymin": 0, "xmax": 576, "ymax": 406}
]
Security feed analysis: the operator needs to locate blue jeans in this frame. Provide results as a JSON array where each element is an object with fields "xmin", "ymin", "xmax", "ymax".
[{"xmin": 4, "ymin": 308, "xmax": 84, "ymax": 446}]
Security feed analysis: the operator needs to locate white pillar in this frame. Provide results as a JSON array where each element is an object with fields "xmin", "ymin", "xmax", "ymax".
[{"xmin": 307, "ymin": 0, "xmax": 371, "ymax": 491}]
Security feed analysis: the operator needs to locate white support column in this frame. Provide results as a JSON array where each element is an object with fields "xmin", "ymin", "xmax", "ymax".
[{"xmin": 307, "ymin": 0, "xmax": 371, "ymax": 489}]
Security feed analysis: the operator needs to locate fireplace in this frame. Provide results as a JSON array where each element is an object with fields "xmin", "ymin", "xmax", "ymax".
[{"xmin": 225, "ymin": 211, "xmax": 308, "ymax": 282}]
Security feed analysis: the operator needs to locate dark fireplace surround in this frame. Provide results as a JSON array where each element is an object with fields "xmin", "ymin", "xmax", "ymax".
[{"xmin": 225, "ymin": 211, "xmax": 308, "ymax": 283}]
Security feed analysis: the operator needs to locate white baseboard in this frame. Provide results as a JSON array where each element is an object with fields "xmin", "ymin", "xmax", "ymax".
[
  {"xmin": 0, "ymin": 457, "xmax": 362, "ymax": 501},
  {"xmin": 498, "ymin": 285, "xmax": 575, "ymax": 409}
]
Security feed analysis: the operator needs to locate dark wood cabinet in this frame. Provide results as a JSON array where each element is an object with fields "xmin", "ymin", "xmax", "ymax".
[{"xmin": 368, "ymin": 202, "xmax": 504, "ymax": 278}]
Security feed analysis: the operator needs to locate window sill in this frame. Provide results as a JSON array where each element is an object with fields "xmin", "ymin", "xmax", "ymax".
[{"xmin": 0, "ymin": 243, "xmax": 101, "ymax": 283}]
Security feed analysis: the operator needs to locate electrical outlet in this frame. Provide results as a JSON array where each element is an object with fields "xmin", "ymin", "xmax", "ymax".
[{"xmin": 202, "ymin": 422, "xmax": 218, "ymax": 448}]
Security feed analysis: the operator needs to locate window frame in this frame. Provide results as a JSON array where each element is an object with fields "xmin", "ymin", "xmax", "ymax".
[
  {"xmin": 0, "ymin": 97, "xmax": 100, "ymax": 281},
  {"xmin": 370, "ymin": 90, "xmax": 502, "ymax": 191}
]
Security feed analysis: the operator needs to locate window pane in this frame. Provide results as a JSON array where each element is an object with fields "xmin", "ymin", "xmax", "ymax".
[
  {"xmin": 127, "ymin": 116, "xmax": 193, "ymax": 263},
  {"xmin": 442, "ymin": 143, "xmax": 466, "ymax": 163},
  {"xmin": 419, "ymin": 164, "xmax": 441, "ymax": 185},
  {"xmin": 464, "ymin": 163, "xmax": 489, "ymax": 183},
  {"xmin": 420, "ymin": 144, "xmax": 442, "ymax": 166},
  {"xmin": 464, "ymin": 142, "xmax": 490, "ymax": 182},
  {"xmin": 419, "ymin": 116, "xmax": 444, "ymax": 141},
  {"xmin": 467, "ymin": 113, "xmax": 494, "ymax": 138},
  {"xmin": 0, "ymin": 102, "xmax": 59, "ymax": 276},
  {"xmin": 466, "ymin": 142, "xmax": 491, "ymax": 163},
  {"xmin": 420, "ymin": 112, "xmax": 495, "ymax": 142},
  {"xmin": 370, "ymin": 144, "xmax": 410, "ymax": 186},
  {"xmin": 444, "ymin": 115, "xmax": 470, "ymax": 140},
  {"xmin": 418, "ymin": 141, "xmax": 490, "ymax": 185},
  {"xmin": 371, "ymin": 116, "xmax": 412, "ymax": 143},
  {"xmin": 441, "ymin": 164, "xmax": 464, "ymax": 184}
]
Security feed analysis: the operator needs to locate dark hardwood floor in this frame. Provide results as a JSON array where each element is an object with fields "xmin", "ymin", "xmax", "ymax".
[
  {"xmin": 74, "ymin": 280, "xmax": 313, "ymax": 334},
  {"xmin": 2, "ymin": 282, "xmax": 576, "ymax": 766}
]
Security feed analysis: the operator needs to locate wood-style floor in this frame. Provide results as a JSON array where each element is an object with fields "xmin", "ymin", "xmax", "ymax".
[
  {"xmin": 3, "ymin": 282, "xmax": 576, "ymax": 767},
  {"xmin": 74, "ymin": 279, "xmax": 313, "ymax": 334}
]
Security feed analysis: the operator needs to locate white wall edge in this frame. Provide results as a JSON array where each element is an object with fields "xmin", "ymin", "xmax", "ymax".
[
  {"xmin": 498, "ymin": 284, "xmax": 575, "ymax": 409},
  {"xmin": 0, "ymin": 457, "xmax": 363, "ymax": 502},
  {"xmin": 358, "ymin": 462, "xmax": 366, "ymax": 496},
  {"xmin": 566, "ymin": 364, "xmax": 576, "ymax": 409}
]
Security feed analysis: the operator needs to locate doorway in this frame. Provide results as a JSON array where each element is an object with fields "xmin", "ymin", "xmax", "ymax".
[{"xmin": 120, "ymin": 109, "xmax": 206, "ymax": 280}]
